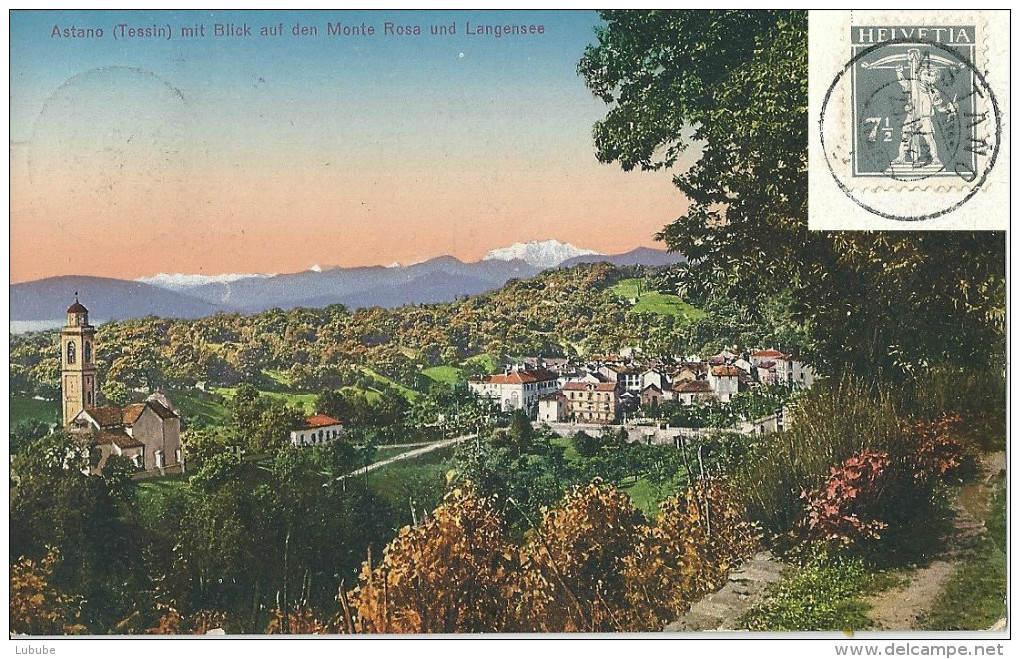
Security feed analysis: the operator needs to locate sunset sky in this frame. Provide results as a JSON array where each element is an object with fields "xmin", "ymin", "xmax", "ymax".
[{"xmin": 10, "ymin": 10, "xmax": 689, "ymax": 283}]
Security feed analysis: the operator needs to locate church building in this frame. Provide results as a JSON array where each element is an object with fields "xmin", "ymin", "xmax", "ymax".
[{"xmin": 61, "ymin": 298, "xmax": 183, "ymax": 475}]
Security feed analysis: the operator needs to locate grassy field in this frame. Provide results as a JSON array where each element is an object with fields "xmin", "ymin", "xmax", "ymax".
[
  {"xmin": 464, "ymin": 354, "xmax": 498, "ymax": 374},
  {"xmin": 423, "ymin": 365, "xmax": 463, "ymax": 385},
  {"xmin": 169, "ymin": 389, "xmax": 230, "ymax": 425},
  {"xmin": 610, "ymin": 278, "xmax": 705, "ymax": 322},
  {"xmin": 10, "ymin": 394, "xmax": 59, "ymax": 427},
  {"xmin": 364, "ymin": 443, "xmax": 458, "ymax": 523},
  {"xmin": 136, "ymin": 475, "xmax": 191, "ymax": 525},
  {"xmin": 620, "ymin": 478, "xmax": 662, "ymax": 518},
  {"xmin": 208, "ymin": 385, "xmax": 318, "ymax": 414},
  {"xmin": 357, "ymin": 367, "xmax": 420, "ymax": 401}
]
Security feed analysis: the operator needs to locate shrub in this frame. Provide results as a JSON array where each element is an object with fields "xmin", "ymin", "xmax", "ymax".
[
  {"xmin": 801, "ymin": 416, "xmax": 972, "ymax": 553},
  {"xmin": 901, "ymin": 366, "xmax": 1005, "ymax": 451},
  {"xmin": 623, "ymin": 479, "xmax": 759, "ymax": 629},
  {"xmin": 571, "ymin": 431, "xmax": 600, "ymax": 458},
  {"xmin": 516, "ymin": 481, "xmax": 644, "ymax": 632},
  {"xmin": 348, "ymin": 485, "xmax": 517, "ymax": 633},
  {"xmin": 265, "ymin": 605, "xmax": 329, "ymax": 634},
  {"xmin": 10, "ymin": 549, "xmax": 87, "ymax": 635},
  {"xmin": 802, "ymin": 451, "xmax": 893, "ymax": 547},
  {"xmin": 903, "ymin": 414, "xmax": 977, "ymax": 484},
  {"xmin": 735, "ymin": 376, "xmax": 902, "ymax": 538}
]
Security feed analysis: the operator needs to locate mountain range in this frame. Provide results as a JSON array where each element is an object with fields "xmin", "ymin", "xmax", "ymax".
[{"xmin": 10, "ymin": 241, "xmax": 686, "ymax": 325}]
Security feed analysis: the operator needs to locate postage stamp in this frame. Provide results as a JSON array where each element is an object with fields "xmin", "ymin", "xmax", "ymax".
[{"xmin": 809, "ymin": 11, "xmax": 1009, "ymax": 230}]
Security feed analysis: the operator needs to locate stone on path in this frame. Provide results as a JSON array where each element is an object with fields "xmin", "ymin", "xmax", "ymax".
[{"xmin": 664, "ymin": 551, "xmax": 785, "ymax": 632}]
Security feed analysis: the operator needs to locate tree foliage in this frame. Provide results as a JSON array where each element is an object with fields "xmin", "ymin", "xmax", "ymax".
[{"xmin": 579, "ymin": 10, "xmax": 1005, "ymax": 379}]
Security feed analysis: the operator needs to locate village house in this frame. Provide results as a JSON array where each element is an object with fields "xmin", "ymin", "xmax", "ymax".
[
  {"xmin": 708, "ymin": 365, "xmax": 740, "ymax": 402},
  {"xmin": 61, "ymin": 298, "xmax": 183, "ymax": 476},
  {"xmin": 467, "ymin": 368, "xmax": 560, "ymax": 413},
  {"xmin": 537, "ymin": 393, "xmax": 566, "ymax": 423},
  {"xmin": 750, "ymin": 349, "xmax": 786, "ymax": 368},
  {"xmin": 640, "ymin": 368, "xmax": 669, "ymax": 391},
  {"xmin": 290, "ymin": 414, "xmax": 344, "ymax": 447},
  {"xmin": 562, "ymin": 381, "xmax": 619, "ymax": 424},
  {"xmin": 598, "ymin": 365, "xmax": 643, "ymax": 392},
  {"xmin": 750, "ymin": 350, "xmax": 816, "ymax": 388},
  {"xmin": 640, "ymin": 384, "xmax": 664, "ymax": 408},
  {"xmin": 671, "ymin": 380, "xmax": 716, "ymax": 405}
]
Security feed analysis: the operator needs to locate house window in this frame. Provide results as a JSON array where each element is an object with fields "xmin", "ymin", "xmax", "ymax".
[
  {"xmin": 86, "ymin": 391, "xmax": 93, "ymax": 405},
  {"xmin": 66, "ymin": 341, "xmax": 76, "ymax": 364},
  {"xmin": 132, "ymin": 454, "xmax": 143, "ymax": 468},
  {"xmin": 84, "ymin": 341, "xmax": 92, "ymax": 363},
  {"xmin": 155, "ymin": 451, "xmax": 165, "ymax": 469}
]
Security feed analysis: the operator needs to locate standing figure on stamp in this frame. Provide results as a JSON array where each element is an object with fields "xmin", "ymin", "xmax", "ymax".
[{"xmin": 891, "ymin": 48, "xmax": 957, "ymax": 171}]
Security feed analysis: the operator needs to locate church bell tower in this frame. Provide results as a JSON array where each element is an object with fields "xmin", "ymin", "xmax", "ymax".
[{"xmin": 61, "ymin": 296, "xmax": 97, "ymax": 427}]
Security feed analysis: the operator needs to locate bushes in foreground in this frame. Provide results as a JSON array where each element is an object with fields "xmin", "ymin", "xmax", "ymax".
[
  {"xmin": 735, "ymin": 373, "xmax": 989, "ymax": 547},
  {"xmin": 348, "ymin": 479, "xmax": 757, "ymax": 633}
]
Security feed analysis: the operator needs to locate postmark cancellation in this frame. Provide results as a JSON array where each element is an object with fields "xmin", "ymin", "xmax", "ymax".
[{"xmin": 809, "ymin": 11, "xmax": 1008, "ymax": 230}]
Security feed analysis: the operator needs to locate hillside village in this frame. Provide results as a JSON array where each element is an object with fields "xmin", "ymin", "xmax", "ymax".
[{"xmin": 469, "ymin": 349, "xmax": 814, "ymax": 424}]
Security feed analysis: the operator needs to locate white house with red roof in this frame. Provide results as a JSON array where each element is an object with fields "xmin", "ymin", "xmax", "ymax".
[
  {"xmin": 467, "ymin": 368, "xmax": 560, "ymax": 413},
  {"xmin": 290, "ymin": 414, "xmax": 344, "ymax": 447},
  {"xmin": 670, "ymin": 380, "xmax": 716, "ymax": 405},
  {"xmin": 708, "ymin": 365, "xmax": 740, "ymax": 402}
]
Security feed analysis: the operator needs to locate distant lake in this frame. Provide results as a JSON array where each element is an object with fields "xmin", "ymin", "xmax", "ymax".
[{"xmin": 11, "ymin": 319, "xmax": 94, "ymax": 334}]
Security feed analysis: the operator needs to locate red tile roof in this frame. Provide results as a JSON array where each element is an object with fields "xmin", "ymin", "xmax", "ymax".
[
  {"xmin": 470, "ymin": 369, "xmax": 559, "ymax": 385},
  {"xmin": 145, "ymin": 399, "xmax": 179, "ymax": 420},
  {"xmin": 86, "ymin": 406, "xmax": 125, "ymax": 429},
  {"xmin": 96, "ymin": 428, "xmax": 144, "ymax": 449},
  {"xmin": 563, "ymin": 382, "xmax": 618, "ymax": 392},
  {"xmin": 67, "ymin": 300, "xmax": 88, "ymax": 314},
  {"xmin": 751, "ymin": 349, "xmax": 786, "ymax": 359},
  {"xmin": 673, "ymin": 380, "xmax": 713, "ymax": 394},
  {"xmin": 299, "ymin": 415, "xmax": 342, "ymax": 429},
  {"xmin": 122, "ymin": 403, "xmax": 148, "ymax": 425},
  {"xmin": 711, "ymin": 365, "xmax": 740, "ymax": 377}
]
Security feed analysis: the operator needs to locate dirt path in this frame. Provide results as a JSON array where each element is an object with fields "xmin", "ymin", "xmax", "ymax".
[
  {"xmin": 865, "ymin": 451, "xmax": 1005, "ymax": 631},
  {"xmin": 340, "ymin": 433, "xmax": 476, "ymax": 480}
]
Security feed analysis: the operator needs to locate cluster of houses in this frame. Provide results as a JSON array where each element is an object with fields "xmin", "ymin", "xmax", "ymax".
[{"xmin": 468, "ymin": 349, "xmax": 815, "ymax": 425}]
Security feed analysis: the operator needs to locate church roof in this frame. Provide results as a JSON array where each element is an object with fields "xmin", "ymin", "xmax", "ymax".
[
  {"xmin": 87, "ymin": 406, "xmax": 126, "ymax": 429},
  {"xmin": 95, "ymin": 428, "xmax": 144, "ymax": 450},
  {"xmin": 67, "ymin": 300, "xmax": 88, "ymax": 314},
  {"xmin": 122, "ymin": 404, "xmax": 148, "ymax": 425},
  {"xmin": 82, "ymin": 400, "xmax": 179, "ymax": 430},
  {"xmin": 144, "ymin": 399, "xmax": 179, "ymax": 420}
]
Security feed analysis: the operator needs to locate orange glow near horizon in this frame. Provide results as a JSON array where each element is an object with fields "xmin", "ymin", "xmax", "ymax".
[{"xmin": 10, "ymin": 152, "xmax": 688, "ymax": 283}]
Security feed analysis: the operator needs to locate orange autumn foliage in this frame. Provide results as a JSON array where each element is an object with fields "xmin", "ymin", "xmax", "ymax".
[
  {"xmin": 9, "ymin": 549, "xmax": 87, "ymax": 636},
  {"xmin": 516, "ymin": 481, "xmax": 644, "ymax": 632},
  {"xmin": 348, "ymin": 485, "xmax": 518, "ymax": 633},
  {"xmin": 622, "ymin": 479, "xmax": 760, "ymax": 629}
]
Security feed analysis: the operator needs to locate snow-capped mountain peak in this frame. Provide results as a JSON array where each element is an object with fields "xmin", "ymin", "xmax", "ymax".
[
  {"xmin": 138, "ymin": 272, "xmax": 273, "ymax": 292},
  {"xmin": 482, "ymin": 239, "xmax": 602, "ymax": 268}
]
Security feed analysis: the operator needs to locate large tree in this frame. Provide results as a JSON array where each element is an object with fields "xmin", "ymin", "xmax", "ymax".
[{"xmin": 579, "ymin": 10, "xmax": 1005, "ymax": 378}]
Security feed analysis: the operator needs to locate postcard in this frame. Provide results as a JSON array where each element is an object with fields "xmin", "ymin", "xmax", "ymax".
[{"xmin": 8, "ymin": 9, "xmax": 1009, "ymax": 649}]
